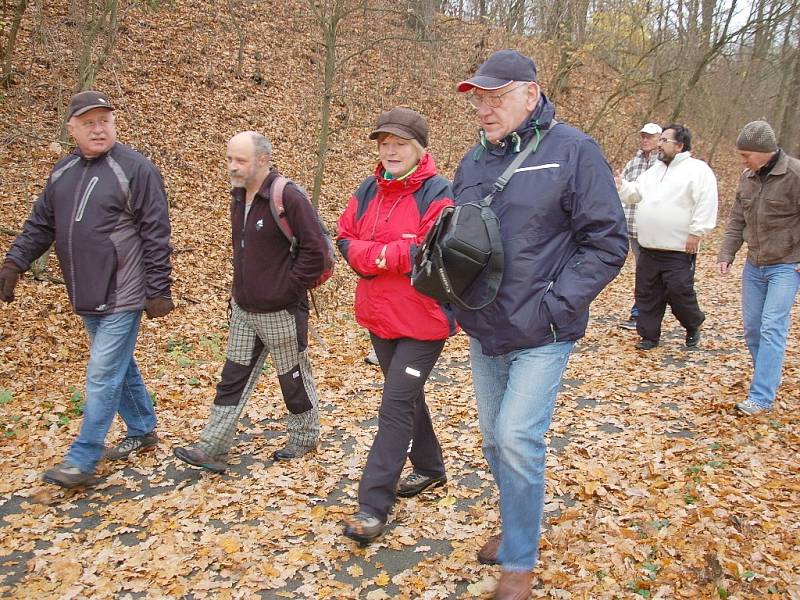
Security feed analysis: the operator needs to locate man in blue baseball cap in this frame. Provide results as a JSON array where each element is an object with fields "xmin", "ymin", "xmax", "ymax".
[{"xmin": 453, "ymin": 50, "xmax": 628, "ymax": 599}]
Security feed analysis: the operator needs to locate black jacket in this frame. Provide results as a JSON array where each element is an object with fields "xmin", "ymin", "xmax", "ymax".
[{"xmin": 6, "ymin": 143, "xmax": 172, "ymax": 314}]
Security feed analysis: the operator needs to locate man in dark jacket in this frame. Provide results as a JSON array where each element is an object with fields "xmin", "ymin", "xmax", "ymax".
[
  {"xmin": 0, "ymin": 91, "xmax": 174, "ymax": 488},
  {"xmin": 717, "ymin": 120, "xmax": 800, "ymax": 416},
  {"xmin": 453, "ymin": 50, "xmax": 627, "ymax": 599},
  {"xmin": 173, "ymin": 131, "xmax": 326, "ymax": 472}
]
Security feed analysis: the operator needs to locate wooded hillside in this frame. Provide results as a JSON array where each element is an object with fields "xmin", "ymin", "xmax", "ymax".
[{"xmin": 0, "ymin": 1, "xmax": 798, "ymax": 599}]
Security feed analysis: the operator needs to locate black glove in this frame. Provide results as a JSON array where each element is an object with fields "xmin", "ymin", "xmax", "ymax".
[
  {"xmin": 145, "ymin": 296, "xmax": 174, "ymax": 319},
  {"xmin": 0, "ymin": 261, "xmax": 22, "ymax": 303}
]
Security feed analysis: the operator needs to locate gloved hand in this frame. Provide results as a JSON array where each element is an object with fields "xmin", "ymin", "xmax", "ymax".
[
  {"xmin": 145, "ymin": 296, "xmax": 174, "ymax": 319},
  {"xmin": 0, "ymin": 261, "xmax": 22, "ymax": 303}
]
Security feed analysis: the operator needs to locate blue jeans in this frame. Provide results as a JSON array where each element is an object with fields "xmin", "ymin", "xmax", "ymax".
[
  {"xmin": 65, "ymin": 311, "xmax": 155, "ymax": 473},
  {"xmin": 741, "ymin": 261, "xmax": 799, "ymax": 408},
  {"xmin": 469, "ymin": 337, "xmax": 574, "ymax": 571}
]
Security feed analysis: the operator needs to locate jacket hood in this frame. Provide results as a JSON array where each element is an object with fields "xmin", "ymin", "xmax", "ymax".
[{"xmin": 373, "ymin": 152, "xmax": 438, "ymax": 194}]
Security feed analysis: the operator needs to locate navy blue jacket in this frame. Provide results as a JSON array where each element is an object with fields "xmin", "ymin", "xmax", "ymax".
[{"xmin": 452, "ymin": 96, "xmax": 627, "ymax": 355}]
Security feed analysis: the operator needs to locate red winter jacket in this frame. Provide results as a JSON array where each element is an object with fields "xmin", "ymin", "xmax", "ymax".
[{"xmin": 337, "ymin": 153, "xmax": 457, "ymax": 341}]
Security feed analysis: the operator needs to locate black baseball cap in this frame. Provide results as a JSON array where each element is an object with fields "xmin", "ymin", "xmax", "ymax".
[
  {"xmin": 67, "ymin": 91, "xmax": 115, "ymax": 119},
  {"xmin": 457, "ymin": 49, "xmax": 538, "ymax": 92}
]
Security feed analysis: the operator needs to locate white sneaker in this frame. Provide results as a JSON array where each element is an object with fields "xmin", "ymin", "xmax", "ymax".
[{"xmin": 735, "ymin": 399, "xmax": 768, "ymax": 416}]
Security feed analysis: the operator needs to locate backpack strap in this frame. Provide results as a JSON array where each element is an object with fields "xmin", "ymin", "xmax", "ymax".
[{"xmin": 269, "ymin": 175, "xmax": 298, "ymax": 256}]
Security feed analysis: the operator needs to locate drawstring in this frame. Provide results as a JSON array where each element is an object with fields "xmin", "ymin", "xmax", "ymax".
[{"xmin": 473, "ymin": 122, "xmax": 544, "ymax": 160}]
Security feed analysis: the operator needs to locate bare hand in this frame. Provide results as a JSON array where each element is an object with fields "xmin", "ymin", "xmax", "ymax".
[
  {"xmin": 716, "ymin": 262, "xmax": 730, "ymax": 276},
  {"xmin": 685, "ymin": 235, "xmax": 700, "ymax": 254}
]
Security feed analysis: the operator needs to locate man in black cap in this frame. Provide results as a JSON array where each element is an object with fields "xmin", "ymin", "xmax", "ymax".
[
  {"xmin": 452, "ymin": 50, "xmax": 627, "ymax": 599},
  {"xmin": 717, "ymin": 120, "xmax": 800, "ymax": 416},
  {"xmin": 0, "ymin": 90, "xmax": 173, "ymax": 488}
]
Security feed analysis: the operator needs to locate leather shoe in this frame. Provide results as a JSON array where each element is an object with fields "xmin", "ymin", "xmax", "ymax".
[
  {"xmin": 494, "ymin": 569, "xmax": 533, "ymax": 600},
  {"xmin": 174, "ymin": 445, "xmax": 228, "ymax": 473},
  {"xmin": 685, "ymin": 328, "xmax": 701, "ymax": 347},
  {"xmin": 396, "ymin": 472, "xmax": 447, "ymax": 498},
  {"xmin": 273, "ymin": 442, "xmax": 316, "ymax": 461},
  {"xmin": 477, "ymin": 534, "xmax": 501, "ymax": 565},
  {"xmin": 635, "ymin": 338, "xmax": 658, "ymax": 350}
]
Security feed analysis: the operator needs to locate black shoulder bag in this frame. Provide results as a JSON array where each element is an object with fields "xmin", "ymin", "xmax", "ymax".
[{"xmin": 411, "ymin": 123, "xmax": 556, "ymax": 310}]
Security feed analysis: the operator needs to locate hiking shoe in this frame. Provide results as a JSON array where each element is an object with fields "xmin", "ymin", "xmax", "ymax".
[
  {"xmin": 344, "ymin": 511, "xmax": 385, "ymax": 545},
  {"xmin": 42, "ymin": 461, "xmax": 94, "ymax": 488},
  {"xmin": 364, "ymin": 350, "xmax": 379, "ymax": 366},
  {"xmin": 477, "ymin": 534, "xmax": 502, "ymax": 565},
  {"xmin": 620, "ymin": 317, "xmax": 637, "ymax": 330},
  {"xmin": 735, "ymin": 399, "xmax": 768, "ymax": 416},
  {"xmin": 635, "ymin": 338, "xmax": 659, "ymax": 350},
  {"xmin": 685, "ymin": 328, "xmax": 701, "ymax": 347},
  {"xmin": 396, "ymin": 472, "xmax": 447, "ymax": 498},
  {"xmin": 272, "ymin": 442, "xmax": 316, "ymax": 461},
  {"xmin": 104, "ymin": 431, "xmax": 158, "ymax": 461},
  {"xmin": 173, "ymin": 445, "xmax": 228, "ymax": 473}
]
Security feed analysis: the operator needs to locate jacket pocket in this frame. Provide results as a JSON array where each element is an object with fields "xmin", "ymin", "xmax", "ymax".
[{"xmin": 73, "ymin": 240, "xmax": 117, "ymax": 312}]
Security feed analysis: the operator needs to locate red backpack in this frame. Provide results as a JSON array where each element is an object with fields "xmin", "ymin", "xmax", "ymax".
[{"xmin": 269, "ymin": 176, "xmax": 336, "ymax": 289}]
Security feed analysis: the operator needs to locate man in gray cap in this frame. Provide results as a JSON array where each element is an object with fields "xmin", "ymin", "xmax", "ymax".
[
  {"xmin": 717, "ymin": 120, "xmax": 800, "ymax": 415},
  {"xmin": 453, "ymin": 49, "xmax": 627, "ymax": 599},
  {"xmin": 0, "ymin": 90, "xmax": 173, "ymax": 488},
  {"xmin": 618, "ymin": 122, "xmax": 662, "ymax": 330}
]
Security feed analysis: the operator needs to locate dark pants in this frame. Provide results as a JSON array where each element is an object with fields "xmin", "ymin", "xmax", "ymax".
[
  {"xmin": 635, "ymin": 247, "xmax": 705, "ymax": 342},
  {"xmin": 358, "ymin": 334, "xmax": 446, "ymax": 521}
]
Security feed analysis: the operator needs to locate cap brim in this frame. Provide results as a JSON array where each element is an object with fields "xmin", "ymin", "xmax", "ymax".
[
  {"xmin": 368, "ymin": 125, "xmax": 415, "ymax": 141},
  {"xmin": 71, "ymin": 104, "xmax": 115, "ymax": 118},
  {"xmin": 456, "ymin": 76, "xmax": 513, "ymax": 92}
]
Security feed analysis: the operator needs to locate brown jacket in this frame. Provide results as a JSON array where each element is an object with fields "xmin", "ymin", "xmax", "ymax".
[{"xmin": 718, "ymin": 150, "xmax": 800, "ymax": 267}]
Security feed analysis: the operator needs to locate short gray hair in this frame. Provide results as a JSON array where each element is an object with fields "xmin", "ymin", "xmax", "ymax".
[{"xmin": 251, "ymin": 132, "xmax": 273, "ymax": 158}]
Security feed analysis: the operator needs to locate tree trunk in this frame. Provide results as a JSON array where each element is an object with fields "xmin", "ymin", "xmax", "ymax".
[{"xmin": 1, "ymin": 0, "xmax": 28, "ymax": 87}]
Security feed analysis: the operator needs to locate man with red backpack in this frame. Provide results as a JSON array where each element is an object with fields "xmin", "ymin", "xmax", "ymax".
[{"xmin": 174, "ymin": 131, "xmax": 328, "ymax": 471}]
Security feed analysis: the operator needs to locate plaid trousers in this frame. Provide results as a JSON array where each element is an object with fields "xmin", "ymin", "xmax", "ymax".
[{"xmin": 198, "ymin": 301, "xmax": 320, "ymax": 455}]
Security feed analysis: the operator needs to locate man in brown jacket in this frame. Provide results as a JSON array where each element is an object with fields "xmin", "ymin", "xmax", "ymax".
[{"xmin": 717, "ymin": 120, "xmax": 800, "ymax": 415}]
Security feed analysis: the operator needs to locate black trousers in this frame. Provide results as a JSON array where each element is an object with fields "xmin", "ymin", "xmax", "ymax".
[
  {"xmin": 635, "ymin": 247, "xmax": 705, "ymax": 342},
  {"xmin": 358, "ymin": 334, "xmax": 446, "ymax": 521}
]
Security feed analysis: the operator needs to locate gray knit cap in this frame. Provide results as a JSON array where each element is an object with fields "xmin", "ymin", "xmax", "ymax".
[{"xmin": 736, "ymin": 120, "xmax": 778, "ymax": 152}]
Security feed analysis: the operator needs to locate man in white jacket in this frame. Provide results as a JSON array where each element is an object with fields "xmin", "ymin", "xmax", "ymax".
[{"xmin": 616, "ymin": 124, "xmax": 718, "ymax": 350}]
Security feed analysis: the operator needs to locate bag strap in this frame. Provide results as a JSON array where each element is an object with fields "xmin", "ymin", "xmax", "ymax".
[
  {"xmin": 269, "ymin": 176, "xmax": 299, "ymax": 255},
  {"xmin": 484, "ymin": 119, "xmax": 559, "ymax": 206}
]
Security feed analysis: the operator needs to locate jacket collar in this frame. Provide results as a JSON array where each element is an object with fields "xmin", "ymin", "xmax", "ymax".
[
  {"xmin": 478, "ymin": 94, "xmax": 556, "ymax": 157},
  {"xmin": 230, "ymin": 168, "xmax": 279, "ymax": 203},
  {"xmin": 664, "ymin": 151, "xmax": 692, "ymax": 167},
  {"xmin": 746, "ymin": 149, "xmax": 785, "ymax": 179},
  {"xmin": 374, "ymin": 152, "xmax": 437, "ymax": 194}
]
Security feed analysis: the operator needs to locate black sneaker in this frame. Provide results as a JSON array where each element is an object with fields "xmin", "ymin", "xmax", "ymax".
[
  {"xmin": 173, "ymin": 445, "xmax": 228, "ymax": 473},
  {"xmin": 635, "ymin": 338, "xmax": 659, "ymax": 350},
  {"xmin": 685, "ymin": 328, "xmax": 701, "ymax": 347},
  {"xmin": 104, "ymin": 431, "xmax": 158, "ymax": 461},
  {"xmin": 42, "ymin": 461, "xmax": 94, "ymax": 488},
  {"xmin": 396, "ymin": 472, "xmax": 447, "ymax": 498},
  {"xmin": 272, "ymin": 443, "xmax": 316, "ymax": 461}
]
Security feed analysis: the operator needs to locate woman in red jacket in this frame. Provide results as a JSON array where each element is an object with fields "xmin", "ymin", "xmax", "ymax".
[{"xmin": 337, "ymin": 107, "xmax": 456, "ymax": 544}]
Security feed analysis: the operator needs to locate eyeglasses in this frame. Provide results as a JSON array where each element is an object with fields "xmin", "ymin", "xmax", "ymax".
[
  {"xmin": 468, "ymin": 83, "xmax": 529, "ymax": 109},
  {"xmin": 658, "ymin": 138, "xmax": 679, "ymax": 144}
]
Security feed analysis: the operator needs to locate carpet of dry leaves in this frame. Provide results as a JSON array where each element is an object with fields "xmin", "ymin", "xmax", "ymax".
[{"xmin": 1, "ymin": 1, "xmax": 799, "ymax": 599}]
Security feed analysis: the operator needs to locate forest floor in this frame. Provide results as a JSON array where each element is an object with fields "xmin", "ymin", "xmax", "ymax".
[{"xmin": 0, "ymin": 248, "xmax": 798, "ymax": 600}]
